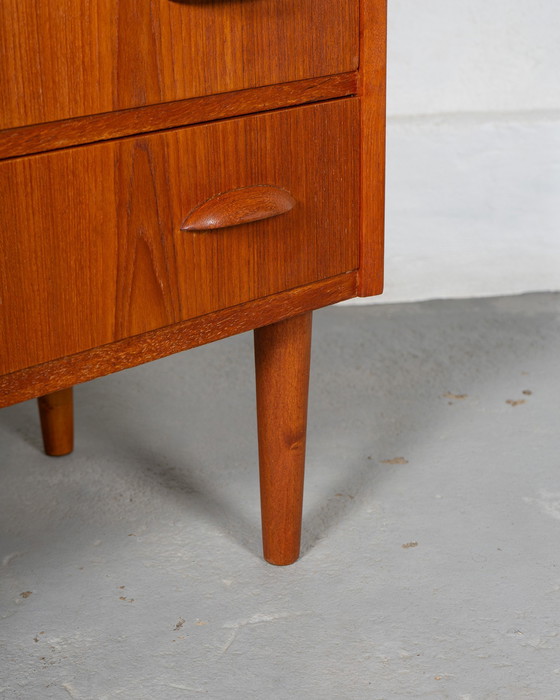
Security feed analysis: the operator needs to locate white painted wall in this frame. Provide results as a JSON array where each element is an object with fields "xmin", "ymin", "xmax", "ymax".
[
  {"xmin": 388, "ymin": 0, "xmax": 560, "ymax": 116},
  {"xmin": 353, "ymin": 0, "xmax": 560, "ymax": 304}
]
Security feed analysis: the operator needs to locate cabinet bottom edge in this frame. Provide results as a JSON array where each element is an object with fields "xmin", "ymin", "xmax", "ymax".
[{"xmin": 0, "ymin": 271, "xmax": 357, "ymax": 408}]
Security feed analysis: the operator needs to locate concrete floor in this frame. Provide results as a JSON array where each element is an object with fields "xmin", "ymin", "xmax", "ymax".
[{"xmin": 1, "ymin": 293, "xmax": 559, "ymax": 699}]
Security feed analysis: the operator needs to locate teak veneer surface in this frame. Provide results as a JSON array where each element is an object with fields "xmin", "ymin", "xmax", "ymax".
[
  {"xmin": 0, "ymin": 0, "xmax": 358, "ymax": 129},
  {"xmin": 0, "ymin": 100, "xmax": 359, "ymax": 375},
  {"xmin": 37, "ymin": 387, "xmax": 74, "ymax": 457},
  {"xmin": 255, "ymin": 312, "xmax": 312, "ymax": 565},
  {"xmin": 358, "ymin": 0, "xmax": 387, "ymax": 296},
  {"xmin": 0, "ymin": 73, "xmax": 359, "ymax": 160},
  {"xmin": 0, "ymin": 0, "xmax": 387, "ymax": 566},
  {"xmin": 0, "ymin": 272, "xmax": 357, "ymax": 409}
]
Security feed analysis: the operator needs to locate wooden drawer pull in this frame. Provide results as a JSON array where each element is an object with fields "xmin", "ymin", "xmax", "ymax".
[{"xmin": 181, "ymin": 185, "xmax": 296, "ymax": 232}]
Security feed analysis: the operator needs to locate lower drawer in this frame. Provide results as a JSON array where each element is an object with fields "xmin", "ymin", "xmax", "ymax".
[{"xmin": 0, "ymin": 99, "xmax": 359, "ymax": 375}]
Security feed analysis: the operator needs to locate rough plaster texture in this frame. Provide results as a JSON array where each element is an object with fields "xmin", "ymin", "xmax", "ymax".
[
  {"xmin": 355, "ymin": 113, "xmax": 560, "ymax": 305},
  {"xmin": 359, "ymin": 0, "xmax": 560, "ymax": 304},
  {"xmin": 387, "ymin": 0, "xmax": 560, "ymax": 116},
  {"xmin": 1, "ymin": 293, "xmax": 560, "ymax": 699}
]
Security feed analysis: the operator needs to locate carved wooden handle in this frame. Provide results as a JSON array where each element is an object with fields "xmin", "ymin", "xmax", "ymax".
[{"xmin": 181, "ymin": 185, "xmax": 296, "ymax": 232}]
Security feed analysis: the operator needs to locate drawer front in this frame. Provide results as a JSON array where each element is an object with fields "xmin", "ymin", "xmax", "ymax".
[
  {"xmin": 0, "ymin": 0, "xmax": 358, "ymax": 130},
  {"xmin": 0, "ymin": 99, "xmax": 359, "ymax": 375}
]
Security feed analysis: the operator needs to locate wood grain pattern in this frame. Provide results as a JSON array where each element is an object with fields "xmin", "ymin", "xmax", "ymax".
[
  {"xmin": 0, "ymin": 0, "xmax": 358, "ymax": 130},
  {"xmin": 0, "ymin": 0, "xmax": 386, "ymax": 570},
  {"xmin": 254, "ymin": 312, "xmax": 312, "ymax": 565},
  {"xmin": 181, "ymin": 186, "xmax": 296, "ymax": 232},
  {"xmin": 0, "ymin": 272, "xmax": 357, "ymax": 409},
  {"xmin": 0, "ymin": 100, "xmax": 359, "ymax": 375},
  {"xmin": 0, "ymin": 73, "xmax": 359, "ymax": 161},
  {"xmin": 37, "ymin": 388, "xmax": 74, "ymax": 456},
  {"xmin": 357, "ymin": 0, "xmax": 387, "ymax": 297}
]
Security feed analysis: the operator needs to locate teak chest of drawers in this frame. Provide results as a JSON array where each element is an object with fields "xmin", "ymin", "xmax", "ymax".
[{"xmin": 0, "ymin": 1, "xmax": 386, "ymax": 565}]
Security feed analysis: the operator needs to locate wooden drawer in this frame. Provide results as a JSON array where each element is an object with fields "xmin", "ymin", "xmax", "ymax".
[
  {"xmin": 0, "ymin": 0, "xmax": 358, "ymax": 130},
  {"xmin": 0, "ymin": 99, "xmax": 359, "ymax": 375}
]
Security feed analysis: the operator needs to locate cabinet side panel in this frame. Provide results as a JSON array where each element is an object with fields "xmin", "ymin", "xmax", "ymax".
[{"xmin": 358, "ymin": 0, "xmax": 387, "ymax": 297}]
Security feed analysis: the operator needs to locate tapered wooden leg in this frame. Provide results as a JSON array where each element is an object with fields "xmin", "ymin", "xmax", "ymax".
[
  {"xmin": 37, "ymin": 387, "xmax": 74, "ymax": 456},
  {"xmin": 254, "ymin": 312, "xmax": 312, "ymax": 565}
]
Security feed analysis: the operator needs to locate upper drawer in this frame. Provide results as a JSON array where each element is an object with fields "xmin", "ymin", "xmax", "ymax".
[
  {"xmin": 0, "ymin": 0, "xmax": 358, "ymax": 130},
  {"xmin": 0, "ymin": 99, "xmax": 359, "ymax": 375}
]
